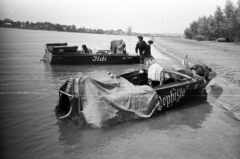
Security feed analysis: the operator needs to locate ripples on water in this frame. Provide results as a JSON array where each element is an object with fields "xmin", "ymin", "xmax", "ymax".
[{"xmin": 1, "ymin": 28, "xmax": 239, "ymax": 159}]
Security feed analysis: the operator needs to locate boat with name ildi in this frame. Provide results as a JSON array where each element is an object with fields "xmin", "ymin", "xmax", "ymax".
[
  {"xmin": 43, "ymin": 40, "xmax": 140, "ymax": 65},
  {"xmin": 55, "ymin": 63, "xmax": 215, "ymax": 127}
]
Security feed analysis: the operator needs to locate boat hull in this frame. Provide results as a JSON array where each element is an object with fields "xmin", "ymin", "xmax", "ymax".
[
  {"xmin": 44, "ymin": 52, "xmax": 140, "ymax": 65},
  {"xmin": 43, "ymin": 43, "xmax": 140, "ymax": 65},
  {"xmin": 120, "ymin": 69, "xmax": 207, "ymax": 110},
  {"xmin": 154, "ymin": 80, "xmax": 205, "ymax": 110}
]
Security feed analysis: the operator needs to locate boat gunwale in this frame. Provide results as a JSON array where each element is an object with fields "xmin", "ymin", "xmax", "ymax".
[{"xmin": 50, "ymin": 51, "xmax": 139, "ymax": 57}]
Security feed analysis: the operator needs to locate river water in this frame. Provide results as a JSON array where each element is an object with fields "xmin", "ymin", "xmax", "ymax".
[{"xmin": 0, "ymin": 28, "xmax": 239, "ymax": 159}]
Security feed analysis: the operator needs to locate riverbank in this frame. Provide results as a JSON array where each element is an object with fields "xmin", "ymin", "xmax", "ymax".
[{"xmin": 153, "ymin": 37, "xmax": 240, "ymax": 120}]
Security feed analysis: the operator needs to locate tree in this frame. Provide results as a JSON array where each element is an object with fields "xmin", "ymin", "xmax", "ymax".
[
  {"xmin": 184, "ymin": 27, "xmax": 193, "ymax": 39},
  {"xmin": 214, "ymin": 6, "xmax": 226, "ymax": 38},
  {"xmin": 116, "ymin": 29, "xmax": 125, "ymax": 35},
  {"xmin": 224, "ymin": 0, "xmax": 237, "ymax": 41},
  {"xmin": 96, "ymin": 29, "xmax": 104, "ymax": 34},
  {"xmin": 0, "ymin": 20, "xmax": 4, "ymax": 25},
  {"xmin": 207, "ymin": 15, "xmax": 216, "ymax": 40},
  {"xmin": 70, "ymin": 25, "xmax": 76, "ymax": 32},
  {"xmin": 189, "ymin": 21, "xmax": 198, "ymax": 39},
  {"xmin": 16, "ymin": 21, "xmax": 21, "ymax": 27},
  {"xmin": 4, "ymin": 19, "xmax": 13, "ymax": 23},
  {"xmin": 235, "ymin": 0, "xmax": 240, "ymax": 41},
  {"xmin": 197, "ymin": 16, "xmax": 209, "ymax": 38},
  {"xmin": 54, "ymin": 23, "xmax": 64, "ymax": 31}
]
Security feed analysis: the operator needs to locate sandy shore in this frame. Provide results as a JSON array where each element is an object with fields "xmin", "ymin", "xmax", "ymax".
[{"xmin": 153, "ymin": 38, "xmax": 240, "ymax": 120}]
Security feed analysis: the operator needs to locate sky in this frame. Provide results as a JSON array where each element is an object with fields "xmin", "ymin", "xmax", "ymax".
[{"xmin": 0, "ymin": 0, "xmax": 239, "ymax": 34}]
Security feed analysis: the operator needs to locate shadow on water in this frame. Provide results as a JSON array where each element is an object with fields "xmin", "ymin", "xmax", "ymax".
[
  {"xmin": 205, "ymin": 71, "xmax": 223, "ymax": 103},
  {"xmin": 208, "ymin": 85, "xmax": 223, "ymax": 102},
  {"xmin": 44, "ymin": 63, "xmax": 143, "ymax": 82},
  {"xmin": 144, "ymin": 92, "xmax": 212, "ymax": 130}
]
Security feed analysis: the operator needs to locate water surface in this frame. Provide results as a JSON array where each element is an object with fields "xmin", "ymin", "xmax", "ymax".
[{"xmin": 0, "ymin": 28, "xmax": 239, "ymax": 159}]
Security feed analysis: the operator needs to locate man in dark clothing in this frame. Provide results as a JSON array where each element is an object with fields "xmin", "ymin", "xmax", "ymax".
[
  {"xmin": 143, "ymin": 40, "xmax": 155, "ymax": 65},
  {"xmin": 144, "ymin": 40, "xmax": 153, "ymax": 58},
  {"xmin": 135, "ymin": 36, "xmax": 147, "ymax": 64}
]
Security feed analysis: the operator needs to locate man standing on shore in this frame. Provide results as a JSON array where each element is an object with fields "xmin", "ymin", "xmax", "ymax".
[
  {"xmin": 143, "ymin": 40, "xmax": 155, "ymax": 65},
  {"xmin": 135, "ymin": 36, "xmax": 147, "ymax": 64}
]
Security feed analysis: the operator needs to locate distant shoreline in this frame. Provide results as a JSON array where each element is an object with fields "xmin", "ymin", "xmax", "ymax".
[
  {"xmin": 0, "ymin": 18, "xmax": 154, "ymax": 37},
  {"xmin": 0, "ymin": 26, "xmax": 137, "ymax": 36}
]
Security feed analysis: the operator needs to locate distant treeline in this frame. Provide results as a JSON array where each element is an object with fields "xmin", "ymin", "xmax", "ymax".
[
  {"xmin": 0, "ymin": 18, "xmax": 153, "ymax": 37},
  {"xmin": 184, "ymin": 0, "xmax": 240, "ymax": 42}
]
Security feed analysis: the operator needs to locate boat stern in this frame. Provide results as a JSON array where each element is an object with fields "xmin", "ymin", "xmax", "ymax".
[{"xmin": 43, "ymin": 43, "xmax": 68, "ymax": 64}]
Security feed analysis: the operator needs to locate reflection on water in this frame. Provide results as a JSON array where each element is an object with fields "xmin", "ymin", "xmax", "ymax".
[
  {"xmin": 57, "ymin": 91, "xmax": 213, "ymax": 147},
  {"xmin": 208, "ymin": 84, "xmax": 223, "ymax": 103},
  {"xmin": 45, "ymin": 64, "xmax": 142, "ymax": 79}
]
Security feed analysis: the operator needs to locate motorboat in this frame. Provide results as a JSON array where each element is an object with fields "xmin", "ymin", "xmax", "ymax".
[
  {"xmin": 43, "ymin": 41, "xmax": 140, "ymax": 65},
  {"xmin": 55, "ymin": 63, "xmax": 214, "ymax": 127}
]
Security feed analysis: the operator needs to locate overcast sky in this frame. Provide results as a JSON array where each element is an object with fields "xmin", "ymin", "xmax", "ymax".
[{"xmin": 0, "ymin": 0, "xmax": 238, "ymax": 34}]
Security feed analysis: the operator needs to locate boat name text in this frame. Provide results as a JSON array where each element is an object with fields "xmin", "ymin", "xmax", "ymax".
[
  {"xmin": 92, "ymin": 56, "xmax": 107, "ymax": 62},
  {"xmin": 158, "ymin": 87, "xmax": 185, "ymax": 108}
]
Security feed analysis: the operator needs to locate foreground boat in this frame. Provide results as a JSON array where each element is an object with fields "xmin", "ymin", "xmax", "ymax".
[
  {"xmin": 43, "ymin": 43, "xmax": 140, "ymax": 65},
  {"xmin": 55, "ymin": 64, "xmax": 214, "ymax": 127}
]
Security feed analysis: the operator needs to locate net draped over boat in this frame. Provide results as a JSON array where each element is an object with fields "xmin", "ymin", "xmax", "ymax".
[
  {"xmin": 57, "ymin": 73, "xmax": 160, "ymax": 127},
  {"xmin": 110, "ymin": 40, "xmax": 126, "ymax": 54}
]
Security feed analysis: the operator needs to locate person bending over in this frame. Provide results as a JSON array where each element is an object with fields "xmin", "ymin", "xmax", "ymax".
[{"xmin": 191, "ymin": 64, "xmax": 212, "ymax": 83}]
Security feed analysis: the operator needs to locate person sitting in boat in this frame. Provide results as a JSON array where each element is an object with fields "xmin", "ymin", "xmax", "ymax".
[
  {"xmin": 148, "ymin": 63, "xmax": 164, "ymax": 86},
  {"xmin": 82, "ymin": 45, "xmax": 92, "ymax": 54}
]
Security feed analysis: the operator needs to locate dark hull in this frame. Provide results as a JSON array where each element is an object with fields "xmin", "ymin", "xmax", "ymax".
[
  {"xmin": 154, "ymin": 80, "xmax": 205, "ymax": 110},
  {"xmin": 120, "ymin": 69, "xmax": 207, "ymax": 110},
  {"xmin": 43, "ymin": 51, "xmax": 140, "ymax": 65},
  {"xmin": 56, "ymin": 69, "xmax": 211, "ymax": 122}
]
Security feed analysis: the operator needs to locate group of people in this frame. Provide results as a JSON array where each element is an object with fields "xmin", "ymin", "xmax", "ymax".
[
  {"xmin": 136, "ymin": 35, "xmax": 212, "ymax": 83},
  {"xmin": 135, "ymin": 36, "xmax": 155, "ymax": 64}
]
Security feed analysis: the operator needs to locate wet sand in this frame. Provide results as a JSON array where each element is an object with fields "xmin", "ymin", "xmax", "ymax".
[{"xmin": 145, "ymin": 38, "xmax": 240, "ymax": 158}]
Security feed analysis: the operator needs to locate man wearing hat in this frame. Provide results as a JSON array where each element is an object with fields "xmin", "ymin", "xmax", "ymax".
[
  {"xmin": 135, "ymin": 36, "xmax": 147, "ymax": 64},
  {"xmin": 143, "ymin": 40, "xmax": 155, "ymax": 65}
]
